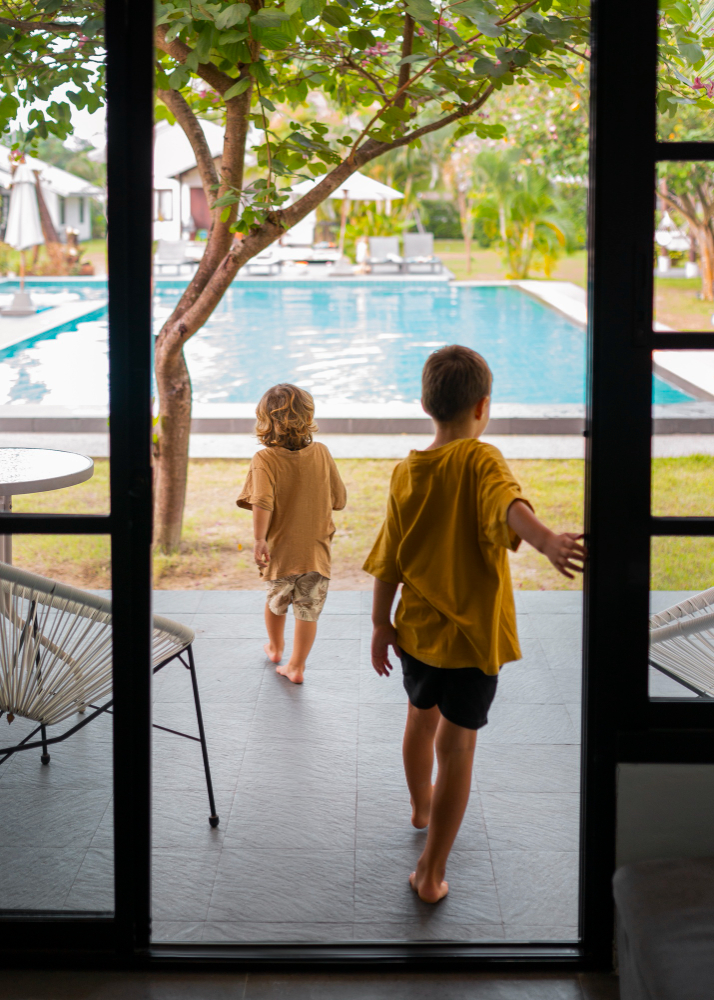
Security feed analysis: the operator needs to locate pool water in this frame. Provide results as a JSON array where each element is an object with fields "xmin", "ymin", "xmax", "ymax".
[{"xmin": 0, "ymin": 281, "xmax": 693, "ymax": 406}]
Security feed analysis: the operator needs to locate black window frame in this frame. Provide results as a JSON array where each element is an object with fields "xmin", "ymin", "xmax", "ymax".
[{"xmin": 5, "ymin": 0, "xmax": 703, "ymax": 973}]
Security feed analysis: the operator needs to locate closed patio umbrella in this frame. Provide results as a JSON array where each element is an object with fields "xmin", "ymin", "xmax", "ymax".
[
  {"xmin": 292, "ymin": 169, "xmax": 403, "ymax": 256},
  {"xmin": 2, "ymin": 162, "xmax": 44, "ymax": 316}
]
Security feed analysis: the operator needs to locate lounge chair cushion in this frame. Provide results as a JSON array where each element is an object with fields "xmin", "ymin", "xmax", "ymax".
[{"xmin": 614, "ymin": 857, "xmax": 714, "ymax": 1000}]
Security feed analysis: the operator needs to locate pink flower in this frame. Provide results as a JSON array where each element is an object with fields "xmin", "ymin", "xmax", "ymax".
[
  {"xmin": 457, "ymin": 53, "xmax": 469, "ymax": 62},
  {"xmin": 693, "ymin": 76, "xmax": 705, "ymax": 89},
  {"xmin": 78, "ymin": 33, "xmax": 88, "ymax": 47},
  {"xmin": 707, "ymin": 81, "xmax": 714, "ymax": 97},
  {"xmin": 364, "ymin": 41, "xmax": 390, "ymax": 57},
  {"xmin": 433, "ymin": 17, "xmax": 455, "ymax": 28},
  {"xmin": 417, "ymin": 24, "xmax": 425, "ymax": 35}
]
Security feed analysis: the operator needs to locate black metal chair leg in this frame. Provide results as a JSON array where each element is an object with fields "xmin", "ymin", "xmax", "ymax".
[
  {"xmin": 186, "ymin": 644, "xmax": 219, "ymax": 827},
  {"xmin": 40, "ymin": 724, "xmax": 50, "ymax": 765}
]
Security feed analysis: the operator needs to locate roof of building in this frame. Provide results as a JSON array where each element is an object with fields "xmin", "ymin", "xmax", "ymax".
[{"xmin": 0, "ymin": 145, "xmax": 103, "ymax": 198}]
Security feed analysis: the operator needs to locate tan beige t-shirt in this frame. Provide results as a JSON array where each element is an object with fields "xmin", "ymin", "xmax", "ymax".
[{"xmin": 236, "ymin": 442, "xmax": 347, "ymax": 581}]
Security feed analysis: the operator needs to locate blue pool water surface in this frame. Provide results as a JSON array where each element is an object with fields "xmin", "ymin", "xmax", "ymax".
[{"xmin": 0, "ymin": 281, "xmax": 693, "ymax": 406}]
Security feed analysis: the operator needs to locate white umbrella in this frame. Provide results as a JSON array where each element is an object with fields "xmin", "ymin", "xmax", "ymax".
[
  {"xmin": 2, "ymin": 162, "xmax": 44, "ymax": 316},
  {"xmin": 292, "ymin": 169, "xmax": 403, "ymax": 256}
]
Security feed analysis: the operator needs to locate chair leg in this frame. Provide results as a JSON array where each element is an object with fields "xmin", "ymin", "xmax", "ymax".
[
  {"xmin": 186, "ymin": 644, "xmax": 219, "ymax": 827},
  {"xmin": 40, "ymin": 724, "xmax": 50, "ymax": 765}
]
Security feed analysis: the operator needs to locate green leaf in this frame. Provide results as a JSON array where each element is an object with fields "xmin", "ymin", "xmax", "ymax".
[
  {"xmin": 679, "ymin": 41, "xmax": 704, "ymax": 65},
  {"xmin": 164, "ymin": 21, "xmax": 185, "ymax": 43},
  {"xmin": 472, "ymin": 56, "xmax": 496, "ymax": 75},
  {"xmin": 322, "ymin": 4, "xmax": 351, "ymax": 27},
  {"xmin": 259, "ymin": 95, "xmax": 276, "ymax": 111},
  {"xmin": 0, "ymin": 94, "xmax": 18, "ymax": 123},
  {"xmin": 224, "ymin": 76, "xmax": 251, "ymax": 99},
  {"xmin": 285, "ymin": 0, "xmax": 303, "ymax": 12},
  {"xmin": 405, "ymin": 0, "xmax": 435, "ymax": 20},
  {"xmin": 248, "ymin": 60, "xmax": 272, "ymax": 87},
  {"xmin": 221, "ymin": 207, "xmax": 231, "ymax": 223},
  {"xmin": 216, "ymin": 3, "xmax": 250, "ymax": 29},
  {"xmin": 220, "ymin": 29, "xmax": 249, "ymax": 42},
  {"xmin": 251, "ymin": 9, "xmax": 292, "ymax": 27},
  {"xmin": 397, "ymin": 53, "xmax": 429, "ymax": 66},
  {"xmin": 302, "ymin": 0, "xmax": 325, "ymax": 20},
  {"xmin": 348, "ymin": 28, "xmax": 375, "ymax": 48},
  {"xmin": 474, "ymin": 122, "xmax": 506, "ymax": 139},
  {"xmin": 380, "ymin": 106, "xmax": 412, "ymax": 124}
]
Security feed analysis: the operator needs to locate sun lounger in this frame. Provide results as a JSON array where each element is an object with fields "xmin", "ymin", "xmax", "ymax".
[
  {"xmin": 648, "ymin": 587, "xmax": 714, "ymax": 699},
  {"xmin": 402, "ymin": 232, "xmax": 443, "ymax": 274},
  {"xmin": 367, "ymin": 236, "xmax": 402, "ymax": 274},
  {"xmin": 243, "ymin": 249, "xmax": 282, "ymax": 276},
  {"xmin": 153, "ymin": 239, "xmax": 199, "ymax": 276}
]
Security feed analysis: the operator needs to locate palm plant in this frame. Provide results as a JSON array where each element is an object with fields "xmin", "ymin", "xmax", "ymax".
[{"xmin": 473, "ymin": 150, "xmax": 570, "ymax": 279}]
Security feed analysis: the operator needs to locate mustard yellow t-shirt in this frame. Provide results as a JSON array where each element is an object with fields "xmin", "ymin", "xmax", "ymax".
[{"xmin": 362, "ymin": 438, "xmax": 531, "ymax": 674}]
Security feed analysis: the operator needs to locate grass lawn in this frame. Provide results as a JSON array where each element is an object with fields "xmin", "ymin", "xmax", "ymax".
[{"xmin": 11, "ymin": 455, "xmax": 714, "ymax": 592}]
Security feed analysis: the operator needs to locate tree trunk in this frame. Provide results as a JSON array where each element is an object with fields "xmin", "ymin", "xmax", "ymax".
[
  {"xmin": 33, "ymin": 172, "xmax": 65, "ymax": 273},
  {"xmin": 153, "ymin": 341, "xmax": 193, "ymax": 551},
  {"xmin": 697, "ymin": 224, "xmax": 714, "ymax": 301}
]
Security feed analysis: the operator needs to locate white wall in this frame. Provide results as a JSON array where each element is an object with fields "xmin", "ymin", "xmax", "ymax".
[
  {"xmin": 617, "ymin": 763, "xmax": 714, "ymax": 867},
  {"xmin": 41, "ymin": 189, "xmax": 92, "ymax": 242},
  {"xmin": 153, "ymin": 178, "xmax": 181, "ymax": 242}
]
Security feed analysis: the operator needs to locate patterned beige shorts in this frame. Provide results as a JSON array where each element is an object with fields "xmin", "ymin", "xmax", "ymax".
[{"xmin": 266, "ymin": 572, "xmax": 329, "ymax": 622}]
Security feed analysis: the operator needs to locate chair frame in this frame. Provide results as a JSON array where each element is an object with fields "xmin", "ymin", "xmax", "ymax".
[{"xmin": 0, "ymin": 599, "xmax": 219, "ymax": 828}]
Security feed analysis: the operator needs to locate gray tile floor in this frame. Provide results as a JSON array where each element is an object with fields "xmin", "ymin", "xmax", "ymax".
[
  {"xmin": 0, "ymin": 969, "xmax": 620, "ymax": 1000},
  {"xmin": 0, "ymin": 589, "xmax": 593, "ymax": 945}
]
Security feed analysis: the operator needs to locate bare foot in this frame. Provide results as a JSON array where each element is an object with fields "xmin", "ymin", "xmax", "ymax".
[
  {"xmin": 264, "ymin": 643, "xmax": 283, "ymax": 664},
  {"xmin": 409, "ymin": 868, "xmax": 449, "ymax": 904},
  {"xmin": 276, "ymin": 662, "xmax": 304, "ymax": 684},
  {"xmin": 411, "ymin": 788, "xmax": 432, "ymax": 829}
]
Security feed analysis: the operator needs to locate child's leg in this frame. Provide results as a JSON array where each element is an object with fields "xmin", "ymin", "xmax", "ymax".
[
  {"xmin": 264, "ymin": 602, "xmax": 286, "ymax": 663},
  {"xmin": 276, "ymin": 618, "xmax": 316, "ymax": 684},
  {"xmin": 410, "ymin": 715, "xmax": 477, "ymax": 903},
  {"xmin": 402, "ymin": 702, "xmax": 441, "ymax": 829}
]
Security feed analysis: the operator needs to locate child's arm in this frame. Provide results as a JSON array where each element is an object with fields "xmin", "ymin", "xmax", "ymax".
[
  {"xmin": 370, "ymin": 578, "xmax": 400, "ymax": 677},
  {"xmin": 507, "ymin": 500, "xmax": 586, "ymax": 579},
  {"xmin": 252, "ymin": 505, "xmax": 272, "ymax": 570}
]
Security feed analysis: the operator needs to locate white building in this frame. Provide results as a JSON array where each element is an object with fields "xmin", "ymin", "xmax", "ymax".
[
  {"xmin": 0, "ymin": 145, "xmax": 102, "ymax": 243},
  {"xmin": 152, "ymin": 119, "xmax": 226, "ymax": 242}
]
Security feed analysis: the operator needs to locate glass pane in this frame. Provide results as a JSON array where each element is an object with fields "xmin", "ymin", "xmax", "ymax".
[
  {"xmin": 0, "ymin": 536, "xmax": 113, "ymax": 912},
  {"xmin": 654, "ymin": 161, "xmax": 714, "ymax": 332},
  {"xmin": 658, "ymin": 1, "xmax": 714, "ymax": 141},
  {"xmin": 650, "ymin": 537, "xmax": 714, "ymax": 701}
]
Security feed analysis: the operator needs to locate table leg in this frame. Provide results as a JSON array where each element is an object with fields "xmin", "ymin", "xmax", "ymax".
[{"xmin": 0, "ymin": 495, "xmax": 12, "ymax": 564}]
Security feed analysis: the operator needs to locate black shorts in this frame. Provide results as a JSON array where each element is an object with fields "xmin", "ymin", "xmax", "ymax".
[{"xmin": 400, "ymin": 649, "xmax": 499, "ymax": 731}]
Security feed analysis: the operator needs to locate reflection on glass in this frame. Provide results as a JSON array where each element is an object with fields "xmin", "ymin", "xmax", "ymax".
[
  {"xmin": 0, "ymin": 537, "xmax": 113, "ymax": 912},
  {"xmin": 653, "ymin": 161, "xmax": 714, "ymax": 331},
  {"xmin": 650, "ymin": 537, "xmax": 714, "ymax": 700},
  {"xmin": 658, "ymin": 1, "xmax": 714, "ymax": 141}
]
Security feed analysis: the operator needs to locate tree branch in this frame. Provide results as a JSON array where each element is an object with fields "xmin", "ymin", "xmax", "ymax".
[
  {"xmin": 155, "ymin": 23, "xmax": 235, "ymax": 95},
  {"xmin": 156, "ymin": 87, "xmax": 219, "ymax": 196},
  {"xmin": 396, "ymin": 13, "xmax": 415, "ymax": 109},
  {"xmin": 157, "ymin": 82, "xmax": 497, "ymax": 359},
  {"xmin": 0, "ymin": 16, "xmax": 84, "ymax": 33}
]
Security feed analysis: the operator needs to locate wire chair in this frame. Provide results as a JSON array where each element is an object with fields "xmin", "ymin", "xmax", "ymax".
[
  {"xmin": 0, "ymin": 562, "xmax": 219, "ymax": 827},
  {"xmin": 649, "ymin": 587, "xmax": 714, "ymax": 701}
]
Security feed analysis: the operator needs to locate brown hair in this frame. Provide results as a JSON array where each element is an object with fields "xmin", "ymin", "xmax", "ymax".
[
  {"xmin": 255, "ymin": 383, "xmax": 317, "ymax": 450},
  {"xmin": 421, "ymin": 344, "xmax": 492, "ymax": 423}
]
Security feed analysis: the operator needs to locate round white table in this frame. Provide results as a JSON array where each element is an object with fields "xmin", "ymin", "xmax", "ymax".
[{"xmin": 0, "ymin": 448, "xmax": 95, "ymax": 563}]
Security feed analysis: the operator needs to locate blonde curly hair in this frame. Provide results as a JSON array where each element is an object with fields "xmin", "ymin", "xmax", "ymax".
[{"xmin": 255, "ymin": 383, "xmax": 317, "ymax": 450}]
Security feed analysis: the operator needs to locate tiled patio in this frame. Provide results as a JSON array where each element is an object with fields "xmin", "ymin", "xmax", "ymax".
[{"xmin": 0, "ymin": 590, "xmax": 587, "ymax": 943}]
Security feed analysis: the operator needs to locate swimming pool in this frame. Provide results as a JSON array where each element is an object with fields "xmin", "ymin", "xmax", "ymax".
[{"xmin": 0, "ymin": 280, "xmax": 693, "ymax": 406}]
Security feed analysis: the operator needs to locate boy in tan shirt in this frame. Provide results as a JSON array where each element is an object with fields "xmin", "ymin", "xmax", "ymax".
[
  {"xmin": 237, "ymin": 384, "xmax": 346, "ymax": 683},
  {"xmin": 363, "ymin": 345, "xmax": 585, "ymax": 903}
]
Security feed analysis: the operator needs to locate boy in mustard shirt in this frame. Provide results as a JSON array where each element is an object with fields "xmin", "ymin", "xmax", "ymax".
[{"xmin": 363, "ymin": 345, "xmax": 585, "ymax": 904}]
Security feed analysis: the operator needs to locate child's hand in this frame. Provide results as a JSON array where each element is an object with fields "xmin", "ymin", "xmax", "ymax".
[
  {"xmin": 254, "ymin": 538, "xmax": 270, "ymax": 569},
  {"xmin": 543, "ymin": 532, "xmax": 586, "ymax": 579},
  {"xmin": 371, "ymin": 623, "xmax": 400, "ymax": 677}
]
